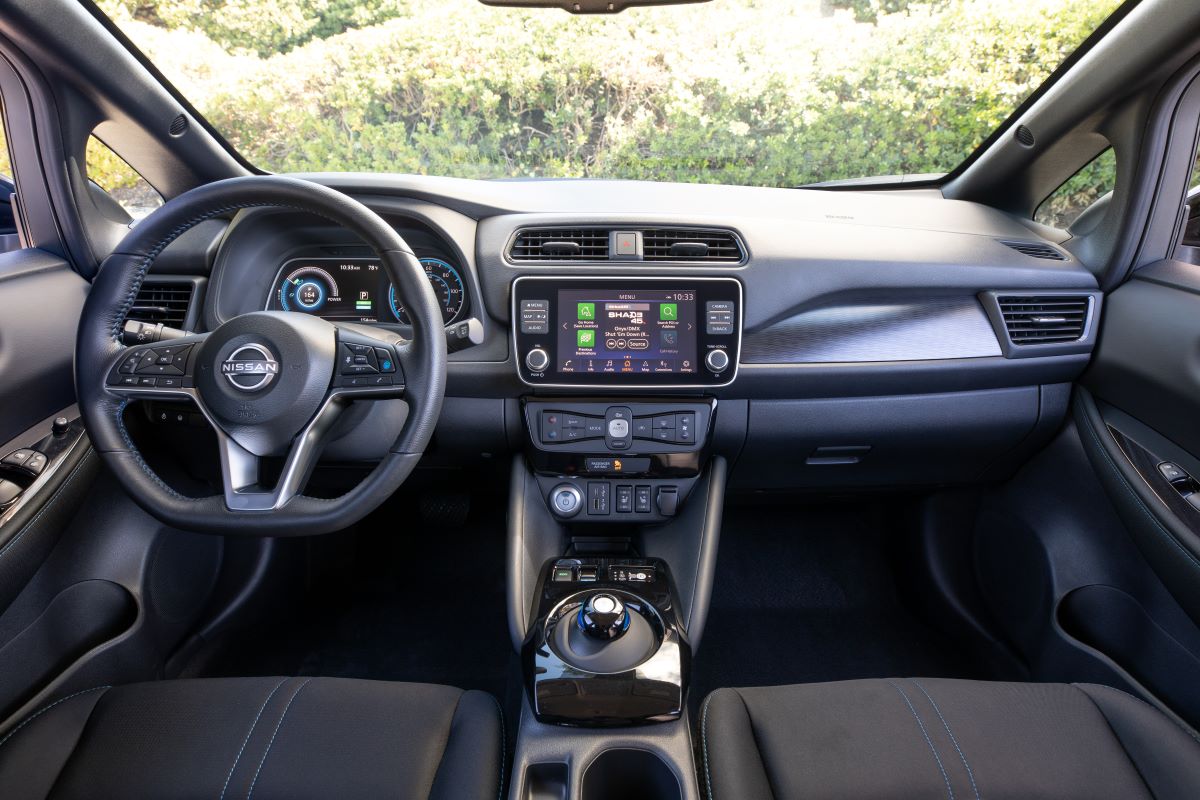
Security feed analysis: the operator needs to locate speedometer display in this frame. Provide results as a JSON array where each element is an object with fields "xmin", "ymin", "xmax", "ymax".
[
  {"xmin": 389, "ymin": 258, "xmax": 466, "ymax": 326},
  {"xmin": 269, "ymin": 256, "xmax": 468, "ymax": 327}
]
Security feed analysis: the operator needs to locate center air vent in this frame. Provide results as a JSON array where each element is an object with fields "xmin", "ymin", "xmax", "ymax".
[
  {"xmin": 125, "ymin": 280, "xmax": 195, "ymax": 329},
  {"xmin": 510, "ymin": 228, "xmax": 609, "ymax": 261},
  {"xmin": 999, "ymin": 239, "xmax": 1067, "ymax": 261},
  {"xmin": 998, "ymin": 295, "xmax": 1090, "ymax": 344},
  {"xmin": 508, "ymin": 226, "xmax": 744, "ymax": 263},
  {"xmin": 642, "ymin": 228, "xmax": 743, "ymax": 262}
]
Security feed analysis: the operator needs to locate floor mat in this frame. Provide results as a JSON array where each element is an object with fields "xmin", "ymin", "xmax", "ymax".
[
  {"xmin": 185, "ymin": 488, "xmax": 513, "ymax": 701},
  {"xmin": 688, "ymin": 500, "xmax": 984, "ymax": 713}
]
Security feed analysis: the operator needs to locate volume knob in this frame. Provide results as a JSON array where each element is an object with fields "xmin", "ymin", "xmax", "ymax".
[
  {"xmin": 525, "ymin": 347, "xmax": 551, "ymax": 372},
  {"xmin": 705, "ymin": 348, "xmax": 730, "ymax": 373}
]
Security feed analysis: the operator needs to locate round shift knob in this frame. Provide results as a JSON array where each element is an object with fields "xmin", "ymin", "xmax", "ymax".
[{"xmin": 577, "ymin": 593, "xmax": 630, "ymax": 641}]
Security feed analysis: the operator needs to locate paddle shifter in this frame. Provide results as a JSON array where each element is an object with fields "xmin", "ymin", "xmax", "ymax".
[{"xmin": 578, "ymin": 593, "xmax": 630, "ymax": 640}]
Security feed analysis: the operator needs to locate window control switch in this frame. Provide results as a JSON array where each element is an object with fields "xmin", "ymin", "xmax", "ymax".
[{"xmin": 1159, "ymin": 462, "xmax": 1189, "ymax": 484}]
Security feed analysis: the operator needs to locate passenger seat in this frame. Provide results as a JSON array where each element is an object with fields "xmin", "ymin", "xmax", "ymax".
[{"xmin": 702, "ymin": 678, "xmax": 1200, "ymax": 799}]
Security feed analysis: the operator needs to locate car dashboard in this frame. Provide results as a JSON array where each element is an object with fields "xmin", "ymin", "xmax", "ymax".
[{"xmin": 159, "ymin": 174, "xmax": 1100, "ymax": 492}]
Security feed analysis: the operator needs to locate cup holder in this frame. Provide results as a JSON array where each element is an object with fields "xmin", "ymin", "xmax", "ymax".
[{"xmin": 581, "ymin": 749, "xmax": 682, "ymax": 800}]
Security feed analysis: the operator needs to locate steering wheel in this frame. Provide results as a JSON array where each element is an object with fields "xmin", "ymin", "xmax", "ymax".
[{"xmin": 75, "ymin": 176, "xmax": 447, "ymax": 535}]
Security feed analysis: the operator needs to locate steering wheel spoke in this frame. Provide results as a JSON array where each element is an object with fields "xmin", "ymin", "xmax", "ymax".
[{"xmin": 216, "ymin": 395, "xmax": 349, "ymax": 512}]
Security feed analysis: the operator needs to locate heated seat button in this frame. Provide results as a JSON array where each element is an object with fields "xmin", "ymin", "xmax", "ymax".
[
  {"xmin": 615, "ymin": 485, "xmax": 633, "ymax": 513},
  {"xmin": 634, "ymin": 485, "xmax": 652, "ymax": 513}
]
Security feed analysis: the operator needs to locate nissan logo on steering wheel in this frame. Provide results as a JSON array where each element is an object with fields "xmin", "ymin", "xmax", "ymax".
[{"xmin": 221, "ymin": 344, "xmax": 279, "ymax": 392}]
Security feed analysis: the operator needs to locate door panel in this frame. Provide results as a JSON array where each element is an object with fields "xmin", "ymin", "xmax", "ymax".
[
  {"xmin": 0, "ymin": 248, "xmax": 88, "ymax": 444},
  {"xmin": 1083, "ymin": 263, "xmax": 1200, "ymax": 620}
]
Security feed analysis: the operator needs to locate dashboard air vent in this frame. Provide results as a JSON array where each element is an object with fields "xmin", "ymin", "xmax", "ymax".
[
  {"xmin": 510, "ymin": 228, "xmax": 609, "ymax": 261},
  {"xmin": 125, "ymin": 281, "xmax": 194, "ymax": 328},
  {"xmin": 642, "ymin": 229, "xmax": 743, "ymax": 262},
  {"xmin": 998, "ymin": 295, "xmax": 1090, "ymax": 345},
  {"xmin": 999, "ymin": 239, "xmax": 1066, "ymax": 261}
]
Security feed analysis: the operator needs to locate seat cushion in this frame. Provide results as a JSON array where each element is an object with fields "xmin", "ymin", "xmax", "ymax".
[
  {"xmin": 702, "ymin": 678, "xmax": 1200, "ymax": 800},
  {"xmin": 0, "ymin": 677, "xmax": 503, "ymax": 800}
]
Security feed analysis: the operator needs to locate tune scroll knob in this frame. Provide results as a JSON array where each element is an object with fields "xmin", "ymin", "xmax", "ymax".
[
  {"xmin": 705, "ymin": 348, "xmax": 730, "ymax": 373},
  {"xmin": 526, "ymin": 347, "xmax": 551, "ymax": 373}
]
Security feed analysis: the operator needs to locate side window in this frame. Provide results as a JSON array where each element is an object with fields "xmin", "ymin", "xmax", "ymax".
[
  {"xmin": 1034, "ymin": 148, "xmax": 1117, "ymax": 229},
  {"xmin": 85, "ymin": 135, "xmax": 163, "ymax": 221},
  {"xmin": 0, "ymin": 99, "xmax": 24, "ymax": 252}
]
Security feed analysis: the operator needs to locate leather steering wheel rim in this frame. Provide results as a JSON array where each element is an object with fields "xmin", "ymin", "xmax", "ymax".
[{"xmin": 75, "ymin": 175, "xmax": 447, "ymax": 536}]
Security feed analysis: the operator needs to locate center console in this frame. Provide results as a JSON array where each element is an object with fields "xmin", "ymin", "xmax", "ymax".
[{"xmin": 507, "ymin": 276, "xmax": 740, "ymax": 799}]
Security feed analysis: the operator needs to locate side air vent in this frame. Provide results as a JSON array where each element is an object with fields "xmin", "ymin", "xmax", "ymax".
[
  {"xmin": 510, "ymin": 228, "xmax": 609, "ymax": 261},
  {"xmin": 125, "ymin": 281, "xmax": 195, "ymax": 329},
  {"xmin": 998, "ymin": 295, "xmax": 1090, "ymax": 345},
  {"xmin": 999, "ymin": 239, "xmax": 1067, "ymax": 261},
  {"xmin": 642, "ymin": 228, "xmax": 743, "ymax": 262}
]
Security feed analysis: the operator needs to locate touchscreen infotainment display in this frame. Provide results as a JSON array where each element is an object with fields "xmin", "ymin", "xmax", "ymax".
[{"xmin": 555, "ymin": 288, "xmax": 698, "ymax": 375}]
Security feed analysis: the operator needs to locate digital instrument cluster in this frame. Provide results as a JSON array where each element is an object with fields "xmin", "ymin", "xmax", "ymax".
[{"xmin": 268, "ymin": 257, "xmax": 467, "ymax": 326}]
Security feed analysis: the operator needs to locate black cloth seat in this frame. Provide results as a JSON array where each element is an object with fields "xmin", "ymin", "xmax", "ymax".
[
  {"xmin": 702, "ymin": 678, "xmax": 1200, "ymax": 800},
  {"xmin": 0, "ymin": 676, "xmax": 503, "ymax": 800}
]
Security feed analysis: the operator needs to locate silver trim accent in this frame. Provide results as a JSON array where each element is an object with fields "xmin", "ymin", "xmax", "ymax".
[
  {"xmin": 221, "ymin": 343, "xmax": 279, "ymax": 392},
  {"xmin": 510, "ymin": 275, "xmax": 743, "ymax": 390}
]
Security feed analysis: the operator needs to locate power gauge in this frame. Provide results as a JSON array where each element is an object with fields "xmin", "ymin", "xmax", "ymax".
[{"xmin": 279, "ymin": 266, "xmax": 339, "ymax": 313}]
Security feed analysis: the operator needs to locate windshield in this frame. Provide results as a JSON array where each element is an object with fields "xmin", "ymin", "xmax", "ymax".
[{"xmin": 95, "ymin": 0, "xmax": 1122, "ymax": 187}]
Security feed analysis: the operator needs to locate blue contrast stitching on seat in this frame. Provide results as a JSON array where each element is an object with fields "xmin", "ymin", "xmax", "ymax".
[
  {"xmin": 912, "ymin": 680, "xmax": 980, "ymax": 800},
  {"xmin": 701, "ymin": 691, "xmax": 716, "ymax": 800},
  {"xmin": 0, "ymin": 686, "xmax": 111, "ymax": 750},
  {"xmin": 246, "ymin": 678, "xmax": 311, "ymax": 799},
  {"xmin": 219, "ymin": 678, "xmax": 288, "ymax": 800},
  {"xmin": 887, "ymin": 679, "xmax": 955, "ymax": 800}
]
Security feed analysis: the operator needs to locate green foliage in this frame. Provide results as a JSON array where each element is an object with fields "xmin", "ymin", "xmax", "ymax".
[
  {"xmin": 94, "ymin": 0, "xmax": 1121, "ymax": 222},
  {"xmin": 1035, "ymin": 148, "xmax": 1117, "ymax": 229},
  {"xmin": 104, "ymin": 0, "xmax": 407, "ymax": 56}
]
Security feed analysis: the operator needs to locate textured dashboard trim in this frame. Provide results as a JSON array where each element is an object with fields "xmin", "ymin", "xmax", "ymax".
[{"xmin": 742, "ymin": 295, "xmax": 1002, "ymax": 363}]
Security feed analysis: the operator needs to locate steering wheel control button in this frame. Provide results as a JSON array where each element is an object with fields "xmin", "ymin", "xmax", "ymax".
[
  {"xmin": 605, "ymin": 406, "xmax": 633, "ymax": 450},
  {"xmin": 549, "ymin": 483, "xmax": 583, "ymax": 518},
  {"xmin": 339, "ymin": 343, "xmax": 381, "ymax": 376},
  {"xmin": 221, "ymin": 344, "xmax": 280, "ymax": 392},
  {"xmin": 375, "ymin": 347, "xmax": 396, "ymax": 372},
  {"xmin": 705, "ymin": 348, "xmax": 730, "ymax": 373},
  {"xmin": 525, "ymin": 347, "xmax": 551, "ymax": 373}
]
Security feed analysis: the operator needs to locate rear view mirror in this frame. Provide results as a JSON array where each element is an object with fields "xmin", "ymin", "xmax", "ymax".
[{"xmin": 479, "ymin": 0, "xmax": 709, "ymax": 13}]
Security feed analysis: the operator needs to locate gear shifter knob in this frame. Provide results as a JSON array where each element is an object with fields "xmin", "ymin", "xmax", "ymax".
[{"xmin": 577, "ymin": 593, "xmax": 630, "ymax": 641}]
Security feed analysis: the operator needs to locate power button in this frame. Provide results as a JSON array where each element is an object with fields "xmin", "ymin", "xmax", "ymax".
[{"xmin": 549, "ymin": 484, "xmax": 583, "ymax": 518}]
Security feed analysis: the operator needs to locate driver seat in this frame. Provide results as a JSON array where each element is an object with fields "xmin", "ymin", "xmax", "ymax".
[{"xmin": 0, "ymin": 677, "xmax": 503, "ymax": 799}]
